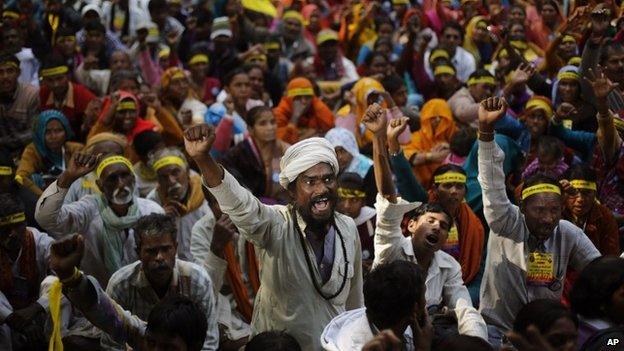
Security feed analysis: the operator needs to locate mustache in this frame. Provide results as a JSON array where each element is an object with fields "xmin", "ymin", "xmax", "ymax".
[
  {"xmin": 168, "ymin": 182, "xmax": 182, "ymax": 195},
  {"xmin": 310, "ymin": 192, "xmax": 338, "ymax": 205}
]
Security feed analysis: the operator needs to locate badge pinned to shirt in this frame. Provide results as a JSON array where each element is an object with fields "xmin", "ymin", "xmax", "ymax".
[
  {"xmin": 443, "ymin": 225, "xmax": 461, "ymax": 260},
  {"xmin": 526, "ymin": 252, "xmax": 555, "ymax": 286}
]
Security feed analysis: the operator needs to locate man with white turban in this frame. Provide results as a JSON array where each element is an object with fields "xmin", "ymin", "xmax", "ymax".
[{"xmin": 183, "ymin": 124, "xmax": 363, "ymax": 351}]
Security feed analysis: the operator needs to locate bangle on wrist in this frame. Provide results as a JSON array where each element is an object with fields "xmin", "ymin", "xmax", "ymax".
[
  {"xmin": 60, "ymin": 267, "xmax": 82, "ymax": 285},
  {"xmin": 424, "ymin": 152, "xmax": 432, "ymax": 162}
]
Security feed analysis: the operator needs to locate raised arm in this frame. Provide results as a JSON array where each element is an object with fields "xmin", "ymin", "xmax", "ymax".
[
  {"xmin": 362, "ymin": 103, "xmax": 395, "ymax": 203},
  {"xmin": 388, "ymin": 117, "xmax": 428, "ymax": 203},
  {"xmin": 477, "ymin": 97, "xmax": 524, "ymax": 238}
]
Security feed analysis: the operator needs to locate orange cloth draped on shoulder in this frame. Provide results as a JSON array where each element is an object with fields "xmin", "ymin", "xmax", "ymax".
[
  {"xmin": 403, "ymin": 99, "xmax": 457, "ymax": 187},
  {"xmin": 274, "ymin": 77, "xmax": 335, "ymax": 144},
  {"xmin": 223, "ymin": 241, "xmax": 260, "ymax": 323},
  {"xmin": 429, "ymin": 190, "xmax": 484, "ymax": 284}
]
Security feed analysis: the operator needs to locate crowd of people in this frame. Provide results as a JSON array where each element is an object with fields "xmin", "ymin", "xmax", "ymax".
[{"xmin": 1, "ymin": 0, "xmax": 624, "ymax": 350}]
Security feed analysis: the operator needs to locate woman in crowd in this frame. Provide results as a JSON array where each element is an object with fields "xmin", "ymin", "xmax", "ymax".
[
  {"xmin": 16, "ymin": 110, "xmax": 84, "ymax": 196},
  {"xmin": 510, "ymin": 299, "xmax": 579, "ymax": 351}
]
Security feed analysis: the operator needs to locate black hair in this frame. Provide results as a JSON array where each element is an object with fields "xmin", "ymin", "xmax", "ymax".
[
  {"xmin": 564, "ymin": 164, "xmax": 597, "ymax": 182},
  {"xmin": 134, "ymin": 213, "xmax": 178, "ymax": 248},
  {"xmin": 148, "ymin": 0, "xmax": 168, "ymax": 13},
  {"xmin": 441, "ymin": 21, "xmax": 465, "ymax": 42},
  {"xmin": 191, "ymin": 6, "xmax": 212, "ymax": 24},
  {"xmin": 364, "ymin": 51, "xmax": 390, "ymax": 68},
  {"xmin": 432, "ymin": 163, "xmax": 466, "ymax": 178},
  {"xmin": 109, "ymin": 70, "xmax": 139, "ymax": 92},
  {"xmin": 364, "ymin": 260, "xmax": 425, "ymax": 329},
  {"xmin": 522, "ymin": 173, "xmax": 562, "ymax": 196},
  {"xmin": 40, "ymin": 53, "xmax": 67, "ymax": 70},
  {"xmin": 337, "ymin": 172, "xmax": 365, "ymax": 191},
  {"xmin": 509, "ymin": 4, "xmax": 526, "ymax": 15},
  {"xmin": 570, "ymin": 256, "xmax": 624, "ymax": 320},
  {"xmin": 243, "ymin": 63, "xmax": 264, "ymax": 74},
  {"xmin": 0, "ymin": 147, "xmax": 15, "ymax": 169},
  {"xmin": 449, "ymin": 128, "xmax": 477, "ymax": 158},
  {"xmin": 513, "ymin": 299, "xmax": 578, "ymax": 339},
  {"xmin": 222, "ymin": 67, "xmax": 248, "ymax": 87},
  {"xmin": 56, "ymin": 26, "xmax": 76, "ymax": 37},
  {"xmin": 245, "ymin": 331, "xmax": 302, "ymax": 351},
  {"xmin": 537, "ymin": 0, "xmax": 560, "ymax": 14},
  {"xmin": 133, "ymin": 130, "xmax": 164, "ymax": 159},
  {"xmin": 381, "ymin": 74, "xmax": 405, "ymax": 95},
  {"xmin": 373, "ymin": 38, "xmax": 393, "ymax": 52},
  {"xmin": 468, "ymin": 68, "xmax": 494, "ymax": 81},
  {"xmin": 374, "ymin": 17, "xmax": 394, "ymax": 31},
  {"xmin": 146, "ymin": 295, "xmax": 208, "ymax": 351},
  {"xmin": 0, "ymin": 52, "xmax": 20, "ymax": 67},
  {"xmin": 537, "ymin": 135, "xmax": 563, "ymax": 161},
  {"xmin": 0, "ymin": 193, "xmax": 25, "ymax": 218},
  {"xmin": 84, "ymin": 19, "xmax": 106, "ymax": 34},
  {"xmin": 599, "ymin": 39, "xmax": 624, "ymax": 65},
  {"xmin": 408, "ymin": 203, "xmax": 454, "ymax": 228},
  {"xmin": 437, "ymin": 335, "xmax": 494, "ymax": 351},
  {"xmin": 245, "ymin": 105, "xmax": 272, "ymax": 127}
]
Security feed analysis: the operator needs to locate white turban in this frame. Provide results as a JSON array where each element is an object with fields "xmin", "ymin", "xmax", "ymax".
[{"xmin": 279, "ymin": 137, "xmax": 339, "ymax": 189}]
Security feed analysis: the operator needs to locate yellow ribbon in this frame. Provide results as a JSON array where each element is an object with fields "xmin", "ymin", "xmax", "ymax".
[
  {"xmin": 434, "ymin": 172, "xmax": 467, "ymax": 184},
  {"xmin": 287, "ymin": 87, "xmax": 314, "ymax": 97},
  {"xmin": 117, "ymin": 101, "xmax": 137, "ymax": 111},
  {"xmin": 0, "ymin": 212, "xmax": 26, "ymax": 226},
  {"xmin": 433, "ymin": 65, "xmax": 456, "ymax": 77},
  {"xmin": 557, "ymin": 71, "xmax": 579, "ymax": 81},
  {"xmin": 429, "ymin": 49, "xmax": 450, "ymax": 62},
  {"xmin": 570, "ymin": 180, "xmax": 597, "ymax": 191},
  {"xmin": 283, "ymin": 10, "xmax": 304, "ymax": 24},
  {"xmin": 521, "ymin": 183, "xmax": 561, "ymax": 200},
  {"xmin": 525, "ymin": 99, "xmax": 553, "ymax": 118},
  {"xmin": 96, "ymin": 156, "xmax": 134, "ymax": 178},
  {"xmin": 48, "ymin": 279, "xmax": 63, "ymax": 351},
  {"xmin": 153, "ymin": 156, "xmax": 186, "ymax": 172},
  {"xmin": 189, "ymin": 54, "xmax": 209, "ymax": 66},
  {"xmin": 337, "ymin": 187, "xmax": 366, "ymax": 199},
  {"xmin": 41, "ymin": 66, "xmax": 69, "ymax": 78},
  {"xmin": 0, "ymin": 166, "xmax": 12, "ymax": 175},
  {"xmin": 467, "ymin": 76, "xmax": 496, "ymax": 86}
]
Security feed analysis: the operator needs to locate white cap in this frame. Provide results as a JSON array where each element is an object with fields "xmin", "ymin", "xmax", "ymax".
[
  {"xmin": 210, "ymin": 17, "xmax": 233, "ymax": 40},
  {"xmin": 81, "ymin": 4, "xmax": 102, "ymax": 18}
]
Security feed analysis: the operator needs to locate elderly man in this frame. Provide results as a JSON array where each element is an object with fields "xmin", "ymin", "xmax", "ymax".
[
  {"xmin": 146, "ymin": 148, "xmax": 210, "ymax": 261},
  {"xmin": 447, "ymin": 69, "xmax": 497, "ymax": 129},
  {"xmin": 0, "ymin": 53, "xmax": 40, "ymax": 159},
  {"xmin": 101, "ymin": 213, "xmax": 218, "ymax": 350},
  {"xmin": 476, "ymin": 97, "xmax": 601, "ymax": 347},
  {"xmin": 184, "ymin": 124, "xmax": 363, "ymax": 350},
  {"xmin": 363, "ymin": 105, "xmax": 488, "ymax": 343},
  {"xmin": 35, "ymin": 153, "xmax": 163, "ymax": 285},
  {"xmin": 0, "ymin": 195, "xmax": 53, "ymax": 351}
]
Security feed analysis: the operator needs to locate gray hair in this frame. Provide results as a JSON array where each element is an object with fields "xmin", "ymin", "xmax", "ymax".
[
  {"xmin": 134, "ymin": 213, "xmax": 177, "ymax": 248},
  {"xmin": 147, "ymin": 147, "xmax": 189, "ymax": 172}
]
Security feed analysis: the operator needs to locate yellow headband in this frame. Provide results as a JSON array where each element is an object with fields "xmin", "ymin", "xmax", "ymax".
[
  {"xmin": 153, "ymin": 156, "xmax": 186, "ymax": 172},
  {"xmin": 525, "ymin": 99, "xmax": 553, "ymax": 117},
  {"xmin": 41, "ymin": 66, "xmax": 69, "ymax": 78},
  {"xmin": 497, "ymin": 49, "xmax": 509, "ymax": 59},
  {"xmin": 117, "ymin": 101, "xmax": 137, "ymax": 111},
  {"xmin": 171, "ymin": 71, "xmax": 186, "ymax": 80},
  {"xmin": 148, "ymin": 27, "xmax": 159, "ymax": 37},
  {"xmin": 614, "ymin": 117, "xmax": 624, "ymax": 131},
  {"xmin": 283, "ymin": 10, "xmax": 304, "ymax": 24},
  {"xmin": 430, "ymin": 50, "xmax": 449, "ymax": 62},
  {"xmin": 557, "ymin": 71, "xmax": 579, "ymax": 81},
  {"xmin": 96, "ymin": 156, "xmax": 134, "ymax": 178},
  {"xmin": 510, "ymin": 40, "xmax": 528, "ymax": 50},
  {"xmin": 521, "ymin": 183, "xmax": 561, "ymax": 200},
  {"xmin": 570, "ymin": 180, "xmax": 597, "ymax": 191},
  {"xmin": 189, "ymin": 54, "xmax": 209, "ymax": 65},
  {"xmin": 337, "ymin": 187, "xmax": 366, "ymax": 199},
  {"xmin": 0, "ymin": 61, "xmax": 19, "ymax": 70},
  {"xmin": 287, "ymin": 87, "xmax": 314, "ymax": 97},
  {"xmin": 567, "ymin": 57, "xmax": 581, "ymax": 66},
  {"xmin": 158, "ymin": 47, "xmax": 171, "ymax": 59},
  {"xmin": 467, "ymin": 76, "xmax": 496, "ymax": 86},
  {"xmin": 245, "ymin": 54, "xmax": 267, "ymax": 63},
  {"xmin": 56, "ymin": 35, "xmax": 76, "ymax": 43},
  {"xmin": 3, "ymin": 10, "xmax": 19, "ymax": 19},
  {"xmin": 393, "ymin": 0, "xmax": 410, "ymax": 4},
  {"xmin": 264, "ymin": 42, "xmax": 280, "ymax": 50},
  {"xmin": 317, "ymin": 31, "xmax": 338, "ymax": 45},
  {"xmin": 434, "ymin": 65, "xmax": 456, "ymax": 77},
  {"xmin": 0, "ymin": 166, "xmax": 12, "ymax": 175},
  {"xmin": 434, "ymin": 172, "xmax": 467, "ymax": 184},
  {"xmin": 561, "ymin": 35, "xmax": 576, "ymax": 44},
  {"xmin": 0, "ymin": 212, "xmax": 25, "ymax": 226},
  {"xmin": 476, "ymin": 21, "xmax": 488, "ymax": 30}
]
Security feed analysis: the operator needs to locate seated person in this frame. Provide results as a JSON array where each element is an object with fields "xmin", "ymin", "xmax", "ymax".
[
  {"xmin": 101, "ymin": 214, "xmax": 218, "ymax": 350},
  {"xmin": 364, "ymin": 103, "xmax": 488, "ymax": 342},
  {"xmin": 447, "ymin": 69, "xmax": 496, "ymax": 129},
  {"xmin": 132, "ymin": 130, "xmax": 165, "ymax": 197},
  {"xmin": 321, "ymin": 261, "xmax": 429, "ymax": 350},
  {"xmin": 35, "ymin": 152, "xmax": 163, "ymax": 285},
  {"xmin": 0, "ymin": 152, "xmax": 39, "ymax": 228},
  {"xmin": 47, "ymin": 234, "xmax": 211, "ymax": 351},
  {"xmin": 246, "ymin": 331, "xmax": 302, "ymax": 351},
  {"xmin": 312, "ymin": 29, "xmax": 359, "ymax": 83},
  {"xmin": 521, "ymin": 135, "xmax": 570, "ymax": 181},
  {"xmin": 0, "ymin": 195, "xmax": 53, "ymax": 351},
  {"xmin": 16, "ymin": 110, "xmax": 84, "ymax": 196},
  {"xmin": 146, "ymin": 148, "xmax": 210, "ymax": 261},
  {"xmin": 273, "ymin": 77, "xmax": 335, "ymax": 144},
  {"xmin": 336, "ymin": 172, "xmax": 376, "ymax": 270}
]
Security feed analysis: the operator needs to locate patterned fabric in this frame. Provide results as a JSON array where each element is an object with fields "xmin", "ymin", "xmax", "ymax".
[
  {"xmin": 592, "ymin": 141, "xmax": 624, "ymax": 215},
  {"xmin": 0, "ymin": 229, "xmax": 38, "ymax": 309}
]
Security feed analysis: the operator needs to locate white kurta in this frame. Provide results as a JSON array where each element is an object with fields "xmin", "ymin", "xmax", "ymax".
[
  {"xmin": 35, "ymin": 181, "xmax": 164, "ymax": 285},
  {"xmin": 146, "ymin": 183, "xmax": 210, "ymax": 261},
  {"xmin": 207, "ymin": 170, "xmax": 364, "ymax": 351}
]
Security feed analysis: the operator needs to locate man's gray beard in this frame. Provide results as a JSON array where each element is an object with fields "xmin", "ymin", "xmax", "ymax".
[{"xmin": 111, "ymin": 186, "xmax": 134, "ymax": 205}]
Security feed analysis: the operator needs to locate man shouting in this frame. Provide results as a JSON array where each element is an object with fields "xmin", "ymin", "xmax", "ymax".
[{"xmin": 184, "ymin": 124, "xmax": 363, "ymax": 350}]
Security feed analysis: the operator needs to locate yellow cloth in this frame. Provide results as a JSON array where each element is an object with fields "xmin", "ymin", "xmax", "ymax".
[
  {"xmin": 242, "ymin": 0, "xmax": 277, "ymax": 17},
  {"xmin": 338, "ymin": 78, "xmax": 385, "ymax": 147},
  {"xmin": 48, "ymin": 279, "xmax": 63, "ymax": 351},
  {"xmin": 463, "ymin": 16, "xmax": 486, "ymax": 64}
]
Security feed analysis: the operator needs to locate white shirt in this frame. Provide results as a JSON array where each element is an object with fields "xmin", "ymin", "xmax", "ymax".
[
  {"xmin": 372, "ymin": 194, "xmax": 488, "ymax": 341},
  {"xmin": 424, "ymin": 46, "xmax": 476, "ymax": 82}
]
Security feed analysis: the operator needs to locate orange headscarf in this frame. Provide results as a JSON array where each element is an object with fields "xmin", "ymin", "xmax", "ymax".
[
  {"xmin": 273, "ymin": 77, "xmax": 335, "ymax": 144},
  {"xmin": 403, "ymin": 99, "xmax": 457, "ymax": 186},
  {"xmin": 336, "ymin": 77, "xmax": 385, "ymax": 147}
]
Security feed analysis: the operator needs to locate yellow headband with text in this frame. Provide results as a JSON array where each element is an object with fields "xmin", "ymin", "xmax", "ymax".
[
  {"xmin": 467, "ymin": 76, "xmax": 496, "ymax": 86},
  {"xmin": 287, "ymin": 87, "xmax": 314, "ymax": 97},
  {"xmin": 0, "ymin": 212, "xmax": 25, "ymax": 226},
  {"xmin": 117, "ymin": 101, "xmax": 137, "ymax": 111},
  {"xmin": 189, "ymin": 54, "xmax": 209, "ymax": 66},
  {"xmin": 337, "ymin": 187, "xmax": 366, "ymax": 199},
  {"xmin": 521, "ymin": 183, "xmax": 561, "ymax": 200},
  {"xmin": 570, "ymin": 180, "xmax": 597, "ymax": 191},
  {"xmin": 41, "ymin": 65, "xmax": 69, "ymax": 78},
  {"xmin": 153, "ymin": 156, "xmax": 186, "ymax": 172},
  {"xmin": 557, "ymin": 71, "xmax": 579, "ymax": 81},
  {"xmin": 0, "ymin": 166, "xmax": 12, "ymax": 175},
  {"xmin": 434, "ymin": 172, "xmax": 467, "ymax": 184},
  {"xmin": 525, "ymin": 99, "xmax": 553, "ymax": 117},
  {"xmin": 96, "ymin": 156, "xmax": 134, "ymax": 178}
]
